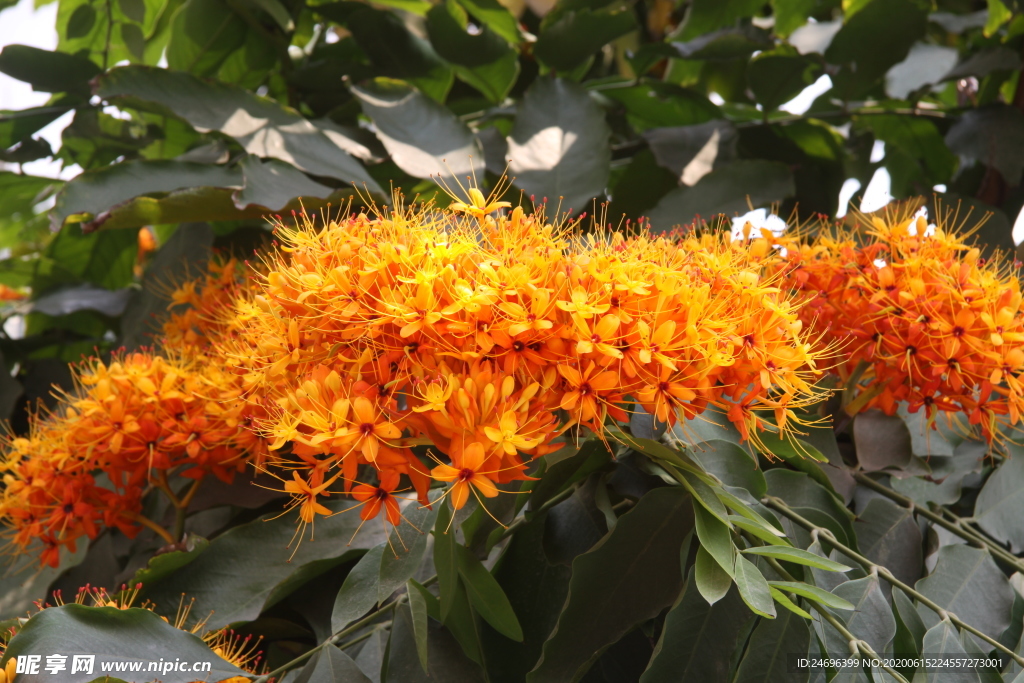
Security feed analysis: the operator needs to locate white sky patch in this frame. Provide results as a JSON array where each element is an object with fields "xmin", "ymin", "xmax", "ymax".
[
  {"xmin": 708, "ymin": 92, "xmax": 726, "ymax": 106},
  {"xmin": 869, "ymin": 140, "xmax": 886, "ymax": 163},
  {"xmin": 780, "ymin": 74, "xmax": 832, "ymax": 115},
  {"xmin": 837, "ymin": 178, "xmax": 861, "ymax": 218},
  {"xmin": 860, "ymin": 168, "xmax": 893, "ymax": 214},
  {"xmin": 1013, "ymin": 205, "xmax": 1024, "ymax": 246},
  {"xmin": 730, "ymin": 208, "xmax": 787, "ymax": 240}
]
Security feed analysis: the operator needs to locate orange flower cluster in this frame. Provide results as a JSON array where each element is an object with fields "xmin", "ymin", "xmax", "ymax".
[
  {"xmin": 777, "ymin": 208, "xmax": 1024, "ymax": 442},
  {"xmin": 0, "ymin": 351, "xmax": 266, "ymax": 566},
  {"xmin": 215, "ymin": 189, "xmax": 828, "ymax": 529}
]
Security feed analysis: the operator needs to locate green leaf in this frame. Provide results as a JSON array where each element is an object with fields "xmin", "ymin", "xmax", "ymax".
[
  {"xmin": 770, "ymin": 0, "xmax": 815, "ymax": 37},
  {"xmin": 242, "ymin": 0, "xmax": 294, "ymax": 31},
  {"xmin": 824, "ymin": 0, "xmax": 927, "ymax": 100},
  {"xmin": 0, "ymin": 105, "xmax": 71, "ymax": 150},
  {"xmin": 351, "ymin": 77, "xmax": 480, "ymax": 183},
  {"xmin": 732, "ymin": 608, "xmax": 810, "ymax": 682},
  {"xmin": 920, "ymin": 619, "xmax": 978, "ymax": 683},
  {"xmin": 770, "ymin": 587, "xmax": 812, "ymax": 619},
  {"xmin": 915, "ymin": 544, "xmax": 1014, "ymax": 646},
  {"xmin": 456, "ymin": 544, "xmax": 523, "ymax": 641},
  {"xmin": 985, "ymin": 0, "xmax": 1013, "ymax": 36},
  {"xmin": 388, "ymin": 599, "xmax": 487, "ymax": 681},
  {"xmin": 641, "ymin": 569, "xmax": 756, "ymax": 681},
  {"xmin": 603, "ymin": 81, "xmax": 720, "ymax": 132},
  {"xmin": 673, "ymin": 25, "xmax": 772, "ymax": 61},
  {"xmin": 687, "ymin": 439, "xmax": 765, "ymax": 499},
  {"xmin": 893, "ymin": 586, "xmax": 926, "ymax": 656},
  {"xmin": 861, "ymin": 115, "xmax": 956, "ymax": 186},
  {"xmin": 763, "ymin": 469, "xmax": 856, "ymax": 549},
  {"xmin": 97, "ymin": 66, "xmax": 381, "ymax": 191},
  {"xmin": 51, "ymin": 160, "xmax": 241, "ymax": 231},
  {"xmin": 0, "ymin": 604, "xmax": 245, "ymax": 682},
  {"xmin": 767, "ymin": 582, "xmax": 855, "ymax": 611},
  {"xmin": 681, "ymin": 469, "xmax": 732, "ymax": 525},
  {"xmin": 166, "ymin": 0, "xmax": 248, "ymax": 76},
  {"xmin": 729, "ymin": 515, "xmax": 790, "ymax": 545},
  {"xmin": 0, "ymin": 543, "xmax": 88, "ymax": 620},
  {"xmin": 534, "ymin": 7, "xmax": 637, "ymax": 72},
  {"xmin": 853, "ymin": 409, "xmax": 913, "ymax": 472},
  {"xmin": 854, "ymin": 497, "xmax": 922, "ymax": 590},
  {"xmin": 379, "ymin": 502, "xmax": 438, "ymax": 605},
  {"xmin": 815, "ymin": 575, "xmax": 895, "ymax": 657},
  {"xmin": 347, "ymin": 6, "xmax": 454, "ymax": 102},
  {"xmin": 742, "ymin": 546, "xmax": 852, "ymax": 572},
  {"xmin": 529, "ymin": 439, "xmax": 611, "ymax": 509},
  {"xmin": 646, "ymin": 160, "xmax": 795, "ymax": 233},
  {"xmin": 332, "ymin": 545, "xmax": 386, "ymax": 633},
  {"xmin": 747, "ymin": 48, "xmax": 824, "ymax": 111},
  {"xmin": 130, "ymin": 536, "xmax": 210, "ymax": 588},
  {"xmin": 946, "ymin": 105, "xmax": 1024, "ymax": 187},
  {"xmin": 694, "ymin": 501, "xmax": 735, "ymax": 576},
  {"xmin": 507, "ymin": 77, "xmax": 611, "ymax": 215},
  {"xmin": 45, "ymin": 223, "xmax": 138, "ymax": 290},
  {"xmin": 407, "ymin": 580, "xmax": 431, "ymax": 673},
  {"xmin": 0, "ymin": 44, "xmax": 101, "ymax": 94},
  {"xmin": 427, "ymin": 0, "xmax": 510, "ymax": 66},
  {"xmin": 455, "ymin": 0, "xmax": 523, "ymax": 45},
  {"xmin": 528, "ymin": 487, "xmax": 694, "ymax": 683},
  {"xmin": 294, "ymin": 644, "xmax": 373, "ymax": 683},
  {"xmin": 734, "ymin": 555, "xmax": 776, "ymax": 619},
  {"xmin": 142, "ymin": 497, "xmax": 390, "ymax": 629},
  {"xmin": 677, "ymin": 0, "xmax": 764, "ymax": 41},
  {"xmin": 694, "ymin": 544, "xmax": 732, "ymax": 605},
  {"xmin": 440, "ymin": 581, "xmax": 486, "ymax": 667},
  {"xmin": 641, "ymin": 120, "xmax": 738, "ymax": 180},
  {"xmin": 975, "ymin": 448, "xmax": 1024, "ymax": 554},
  {"xmin": 233, "ymin": 155, "xmax": 335, "ymax": 211},
  {"xmin": 452, "ymin": 51, "xmax": 520, "ymax": 103},
  {"xmin": 433, "ymin": 501, "xmax": 460, "ymax": 622}
]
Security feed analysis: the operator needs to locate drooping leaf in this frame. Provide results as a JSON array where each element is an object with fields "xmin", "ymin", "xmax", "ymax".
[
  {"xmin": 507, "ymin": 77, "xmax": 611, "ymax": 216},
  {"xmin": 377, "ymin": 502, "xmax": 437, "ymax": 605},
  {"xmin": 433, "ymin": 501, "xmax": 460, "ymax": 623},
  {"xmin": 456, "ymin": 544, "xmax": 523, "ymax": 642},
  {"xmin": 645, "ymin": 160, "xmax": 795, "ymax": 232},
  {"xmin": 96, "ymin": 66, "xmax": 381, "ymax": 191},
  {"xmin": 0, "ymin": 605, "xmax": 245, "ymax": 683},
  {"xmin": 351, "ymin": 78, "xmax": 480, "ymax": 185},
  {"xmin": 387, "ymin": 600, "xmax": 486, "ymax": 682},
  {"xmin": 528, "ymin": 487, "xmax": 694, "ymax": 683},
  {"xmin": 742, "ymin": 546, "xmax": 852, "ymax": 573},
  {"xmin": 694, "ymin": 544, "xmax": 732, "ymax": 605},
  {"xmin": 641, "ymin": 570, "xmax": 756, "ymax": 682},
  {"xmin": 332, "ymin": 545, "xmax": 387, "ymax": 633},
  {"xmin": 694, "ymin": 501, "xmax": 735, "ymax": 576},
  {"xmin": 767, "ymin": 582, "xmax": 855, "ymax": 611},
  {"xmin": 734, "ymin": 554, "xmax": 776, "ymax": 619},
  {"xmin": 407, "ymin": 580, "xmax": 430, "ymax": 673}
]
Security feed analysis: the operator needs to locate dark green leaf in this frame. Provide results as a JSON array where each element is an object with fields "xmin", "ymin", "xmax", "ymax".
[
  {"xmin": 0, "ymin": 543, "xmax": 87, "ymax": 619},
  {"xmin": 763, "ymin": 469, "xmax": 856, "ymax": 549},
  {"xmin": 770, "ymin": 0, "xmax": 815, "ymax": 37},
  {"xmin": 534, "ymin": 7, "xmax": 637, "ymax": 72},
  {"xmin": 434, "ymin": 501, "xmax": 460, "ymax": 622},
  {"xmin": 0, "ymin": 605, "xmax": 244, "ymax": 683},
  {"xmin": 688, "ymin": 439, "xmax": 765, "ymax": 498},
  {"xmin": 97, "ymin": 66, "xmax": 380, "ymax": 191},
  {"xmin": 0, "ymin": 105, "xmax": 70, "ymax": 149},
  {"xmin": 294, "ymin": 644, "xmax": 373, "ymax": 683},
  {"xmin": 646, "ymin": 160, "xmax": 795, "ymax": 232},
  {"xmin": 920, "ymin": 619, "xmax": 979, "ymax": 683},
  {"xmin": 748, "ymin": 48, "xmax": 824, "ymax": 111},
  {"xmin": 677, "ymin": 0, "xmax": 764, "ymax": 41},
  {"xmin": 975, "ymin": 447, "xmax": 1024, "ymax": 554},
  {"xmin": 388, "ymin": 600, "xmax": 486, "ymax": 682},
  {"xmin": 332, "ymin": 545, "xmax": 386, "ymax": 633},
  {"xmin": 51, "ymin": 159, "xmax": 241, "ymax": 231},
  {"xmin": 915, "ymin": 544, "xmax": 1014, "ymax": 646},
  {"xmin": 694, "ymin": 544, "xmax": 732, "ymax": 604},
  {"xmin": 944, "ymin": 47, "xmax": 1022, "ymax": 82},
  {"xmin": 452, "ymin": 51, "xmax": 520, "ymax": 103},
  {"xmin": 407, "ymin": 580, "xmax": 430, "ymax": 672},
  {"xmin": 45, "ymin": 223, "xmax": 138, "ymax": 290},
  {"xmin": 456, "ymin": 544, "xmax": 523, "ymax": 641},
  {"xmin": 732, "ymin": 608, "xmax": 810, "ymax": 683},
  {"xmin": 351, "ymin": 78, "xmax": 480, "ymax": 183},
  {"xmin": 142, "ymin": 497, "xmax": 389, "ymax": 629},
  {"xmin": 243, "ymin": 0, "xmax": 294, "ymax": 31},
  {"xmin": 120, "ymin": 222, "xmax": 213, "ymax": 350},
  {"xmin": 674, "ymin": 25, "xmax": 773, "ymax": 61},
  {"xmin": 379, "ymin": 502, "xmax": 437, "ymax": 604},
  {"xmin": 734, "ymin": 554, "xmax": 776, "ymax": 619},
  {"xmin": 641, "ymin": 570, "xmax": 756, "ymax": 681},
  {"xmin": 603, "ymin": 81, "xmax": 720, "ymax": 132},
  {"xmin": 455, "ymin": 0, "xmax": 522, "ymax": 45},
  {"xmin": 641, "ymin": 120, "xmax": 737, "ymax": 180},
  {"xmin": 694, "ymin": 501, "xmax": 735, "ymax": 576},
  {"xmin": 166, "ymin": 0, "xmax": 248, "ymax": 76},
  {"xmin": 853, "ymin": 410, "xmax": 913, "ymax": 472},
  {"xmin": 853, "ymin": 497, "xmax": 922, "ymax": 591},
  {"xmin": 348, "ymin": 6, "xmax": 454, "ymax": 102},
  {"xmin": 66, "ymin": 4, "xmax": 98, "ymax": 40},
  {"xmin": 528, "ymin": 487, "xmax": 694, "ymax": 682},
  {"xmin": 862, "ymin": 115, "xmax": 956, "ymax": 186},
  {"xmin": 893, "ymin": 587, "xmax": 926, "ymax": 655},
  {"xmin": 824, "ymin": 0, "xmax": 927, "ymax": 100},
  {"xmin": 507, "ymin": 77, "xmax": 611, "ymax": 215},
  {"xmin": 0, "ymin": 44, "xmax": 101, "ymax": 94},
  {"xmin": 742, "ymin": 546, "xmax": 851, "ymax": 572},
  {"xmin": 234, "ymin": 155, "xmax": 335, "ymax": 211},
  {"xmin": 814, "ymin": 575, "xmax": 895, "ymax": 657},
  {"xmin": 427, "ymin": 1, "xmax": 510, "ymax": 67},
  {"xmin": 946, "ymin": 105, "xmax": 1024, "ymax": 186}
]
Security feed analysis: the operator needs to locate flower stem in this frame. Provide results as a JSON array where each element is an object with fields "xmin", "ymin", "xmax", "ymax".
[{"xmin": 135, "ymin": 514, "xmax": 176, "ymax": 546}]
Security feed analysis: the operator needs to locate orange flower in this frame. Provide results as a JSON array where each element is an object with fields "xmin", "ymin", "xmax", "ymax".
[
  {"xmin": 431, "ymin": 442, "xmax": 499, "ymax": 510},
  {"xmin": 351, "ymin": 470, "xmax": 402, "ymax": 525}
]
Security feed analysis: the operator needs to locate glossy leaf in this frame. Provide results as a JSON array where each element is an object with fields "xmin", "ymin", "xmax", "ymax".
[
  {"xmin": 694, "ymin": 501, "xmax": 735, "ymax": 576},
  {"xmin": 694, "ymin": 544, "xmax": 732, "ymax": 605},
  {"xmin": 742, "ymin": 546, "xmax": 851, "ymax": 573},
  {"xmin": 734, "ymin": 555, "xmax": 776, "ymax": 619},
  {"xmin": 456, "ymin": 544, "xmax": 523, "ymax": 642}
]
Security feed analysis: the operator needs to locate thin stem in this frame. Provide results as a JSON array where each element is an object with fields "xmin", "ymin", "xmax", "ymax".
[
  {"xmin": 337, "ymin": 621, "xmax": 391, "ymax": 651},
  {"xmin": 853, "ymin": 472, "xmax": 1024, "ymax": 574},
  {"xmin": 764, "ymin": 496, "xmax": 1024, "ymax": 667},
  {"xmin": 173, "ymin": 507, "xmax": 187, "ymax": 543},
  {"xmin": 135, "ymin": 514, "xmax": 175, "ymax": 546},
  {"xmin": 763, "ymin": 555, "xmax": 910, "ymax": 683}
]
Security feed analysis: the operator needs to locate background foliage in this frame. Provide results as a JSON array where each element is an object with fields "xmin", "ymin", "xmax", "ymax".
[{"xmin": 3, "ymin": 0, "xmax": 1024, "ymax": 681}]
